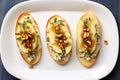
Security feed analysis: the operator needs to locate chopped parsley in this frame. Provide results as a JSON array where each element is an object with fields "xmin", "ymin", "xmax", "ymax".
[
  {"xmin": 83, "ymin": 18, "xmax": 88, "ymax": 26},
  {"xmin": 94, "ymin": 33, "xmax": 98, "ymax": 37},
  {"xmin": 15, "ymin": 33, "xmax": 20, "ymax": 35},
  {"xmin": 16, "ymin": 37, "xmax": 22, "ymax": 41},
  {"xmin": 54, "ymin": 17, "xmax": 57, "ymax": 23},
  {"xmin": 46, "ymin": 37, "xmax": 50, "ymax": 42},
  {"xmin": 18, "ymin": 22, "xmax": 22, "ymax": 25}
]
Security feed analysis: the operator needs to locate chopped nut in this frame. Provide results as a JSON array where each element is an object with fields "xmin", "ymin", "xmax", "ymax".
[
  {"xmin": 54, "ymin": 22, "xmax": 69, "ymax": 52},
  {"xmin": 83, "ymin": 32, "xmax": 89, "ymax": 38},
  {"xmin": 88, "ymin": 47, "xmax": 91, "ymax": 51},
  {"xmin": 55, "ymin": 26, "xmax": 60, "ymax": 31},
  {"xmin": 84, "ymin": 44, "xmax": 88, "ymax": 48},
  {"xmin": 60, "ymin": 45, "xmax": 64, "ymax": 49},
  {"xmin": 60, "ymin": 30, "xmax": 63, "ymax": 33},
  {"xmin": 63, "ymin": 42, "xmax": 68, "ymax": 46},
  {"xmin": 62, "ymin": 48, "xmax": 65, "ymax": 51},
  {"xmin": 89, "ymin": 17, "xmax": 91, "ymax": 20},
  {"xmin": 63, "ymin": 36, "xmax": 66, "ymax": 40},
  {"xmin": 58, "ymin": 43, "xmax": 61, "ymax": 46},
  {"xmin": 83, "ymin": 28, "xmax": 89, "ymax": 32},
  {"xmin": 29, "ymin": 65, "xmax": 33, "ymax": 68},
  {"xmin": 23, "ymin": 35, "xmax": 28, "ymax": 39},
  {"xmin": 28, "ymin": 33, "xmax": 33, "ymax": 37},
  {"xmin": 64, "ymin": 40, "xmax": 68, "ymax": 44},
  {"xmin": 56, "ymin": 33, "xmax": 63, "ymax": 37},
  {"xmin": 26, "ymin": 29, "xmax": 31, "ymax": 34},
  {"xmin": 20, "ymin": 31, "xmax": 28, "ymax": 39},
  {"xmin": 104, "ymin": 40, "xmax": 108, "ymax": 45},
  {"xmin": 25, "ymin": 40, "xmax": 30, "ymax": 48},
  {"xmin": 59, "ymin": 40, "xmax": 63, "ymax": 43},
  {"xmin": 56, "ymin": 30, "xmax": 59, "ymax": 34},
  {"xmin": 86, "ymin": 28, "xmax": 89, "ymax": 32},
  {"xmin": 32, "ymin": 39, "xmax": 35, "ymax": 43},
  {"xmin": 86, "ymin": 40, "xmax": 91, "ymax": 46},
  {"xmin": 62, "ymin": 43, "xmax": 65, "ymax": 46}
]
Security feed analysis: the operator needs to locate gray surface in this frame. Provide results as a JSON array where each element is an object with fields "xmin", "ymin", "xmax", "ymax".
[
  {"xmin": 0, "ymin": 0, "xmax": 120, "ymax": 80},
  {"xmin": 0, "ymin": 0, "xmax": 25, "ymax": 80}
]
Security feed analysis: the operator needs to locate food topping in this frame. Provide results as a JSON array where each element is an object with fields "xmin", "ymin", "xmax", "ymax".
[
  {"xmin": 53, "ymin": 18, "xmax": 69, "ymax": 54},
  {"xmin": 104, "ymin": 40, "xmax": 108, "ymax": 45},
  {"xmin": 21, "ymin": 29, "xmax": 34, "ymax": 49},
  {"xmin": 80, "ymin": 18, "xmax": 98, "ymax": 61},
  {"xmin": 47, "ymin": 17, "xmax": 72, "ymax": 61},
  {"xmin": 81, "ymin": 19, "xmax": 92, "ymax": 52},
  {"xmin": 16, "ymin": 16, "xmax": 39, "ymax": 62}
]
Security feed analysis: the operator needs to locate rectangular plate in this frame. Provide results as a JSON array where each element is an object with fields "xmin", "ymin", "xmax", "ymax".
[{"xmin": 0, "ymin": 0, "xmax": 119, "ymax": 80}]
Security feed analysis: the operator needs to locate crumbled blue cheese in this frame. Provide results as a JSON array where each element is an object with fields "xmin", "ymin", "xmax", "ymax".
[
  {"xmin": 53, "ymin": 53, "xmax": 62, "ymax": 61},
  {"xmin": 48, "ymin": 43, "xmax": 52, "ymax": 47},
  {"xmin": 91, "ymin": 53, "xmax": 97, "ymax": 58},
  {"xmin": 19, "ymin": 16, "xmax": 33, "ymax": 24},
  {"xmin": 80, "ymin": 53, "xmax": 85, "ymax": 58},
  {"xmin": 79, "ymin": 49, "xmax": 83, "ymax": 53},
  {"xmin": 28, "ymin": 54, "xmax": 35, "ymax": 62},
  {"xmin": 86, "ymin": 56, "xmax": 91, "ymax": 61}
]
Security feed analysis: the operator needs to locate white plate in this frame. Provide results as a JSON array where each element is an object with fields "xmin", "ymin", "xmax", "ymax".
[{"xmin": 0, "ymin": 0, "xmax": 119, "ymax": 80}]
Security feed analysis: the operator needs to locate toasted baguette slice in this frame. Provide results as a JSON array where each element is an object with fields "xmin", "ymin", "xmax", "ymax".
[
  {"xmin": 46, "ymin": 15, "xmax": 72, "ymax": 65},
  {"xmin": 76, "ymin": 12, "xmax": 102, "ymax": 67},
  {"xmin": 15, "ymin": 13, "xmax": 42, "ymax": 68}
]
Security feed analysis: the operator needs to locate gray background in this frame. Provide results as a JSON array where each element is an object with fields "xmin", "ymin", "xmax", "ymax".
[{"xmin": 0, "ymin": 0, "xmax": 120, "ymax": 80}]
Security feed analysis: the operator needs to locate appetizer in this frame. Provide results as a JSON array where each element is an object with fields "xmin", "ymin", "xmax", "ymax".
[
  {"xmin": 15, "ymin": 13, "xmax": 42, "ymax": 68},
  {"xmin": 76, "ymin": 12, "xmax": 102, "ymax": 67},
  {"xmin": 46, "ymin": 15, "xmax": 72, "ymax": 65}
]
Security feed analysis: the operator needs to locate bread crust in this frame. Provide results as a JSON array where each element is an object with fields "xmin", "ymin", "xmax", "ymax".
[
  {"xmin": 46, "ymin": 15, "xmax": 72, "ymax": 65},
  {"xmin": 76, "ymin": 12, "xmax": 102, "ymax": 67},
  {"xmin": 16, "ymin": 13, "xmax": 42, "ymax": 67}
]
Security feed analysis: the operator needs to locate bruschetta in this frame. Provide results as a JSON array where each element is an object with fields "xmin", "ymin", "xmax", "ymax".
[
  {"xmin": 76, "ymin": 12, "xmax": 102, "ymax": 67},
  {"xmin": 15, "ymin": 13, "xmax": 42, "ymax": 68},
  {"xmin": 46, "ymin": 15, "xmax": 72, "ymax": 65}
]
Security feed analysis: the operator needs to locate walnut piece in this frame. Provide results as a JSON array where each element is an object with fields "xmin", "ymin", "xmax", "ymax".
[{"xmin": 104, "ymin": 40, "xmax": 108, "ymax": 45}]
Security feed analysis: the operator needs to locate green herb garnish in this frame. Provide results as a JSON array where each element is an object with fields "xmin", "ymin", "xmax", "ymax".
[
  {"xmin": 26, "ymin": 25, "xmax": 30, "ymax": 29},
  {"xmin": 54, "ymin": 18, "xmax": 64, "ymax": 26},
  {"xmin": 95, "ymin": 24, "xmax": 97, "ymax": 28},
  {"xmin": 29, "ymin": 51, "xmax": 33, "ymax": 57},
  {"xmin": 50, "ymin": 47, "xmax": 56, "ymax": 53},
  {"xmin": 94, "ymin": 33, "xmax": 98, "ymax": 37},
  {"xmin": 46, "ymin": 37, "xmax": 50, "ymax": 42},
  {"xmin": 35, "ymin": 43, "xmax": 39, "ymax": 50},
  {"xmin": 83, "ymin": 18, "xmax": 88, "ymax": 26},
  {"xmin": 54, "ymin": 17, "xmax": 57, "ymax": 23},
  {"xmin": 26, "ymin": 20, "xmax": 32, "ymax": 24},
  {"xmin": 15, "ymin": 33, "xmax": 20, "ymax": 35},
  {"xmin": 18, "ymin": 22, "xmax": 22, "ymax": 25},
  {"xmin": 23, "ymin": 23, "xmax": 26, "ymax": 30},
  {"xmin": 66, "ymin": 36, "xmax": 71, "ymax": 39},
  {"xmin": 16, "ymin": 37, "xmax": 22, "ymax": 41},
  {"xmin": 58, "ymin": 53, "xmax": 64, "ymax": 58}
]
